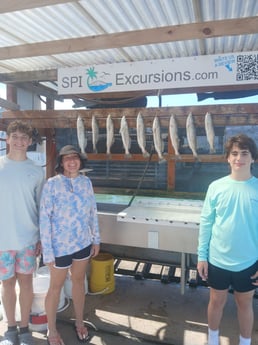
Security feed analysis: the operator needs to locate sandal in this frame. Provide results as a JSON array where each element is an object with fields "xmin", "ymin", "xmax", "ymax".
[
  {"xmin": 74, "ymin": 324, "xmax": 90, "ymax": 343},
  {"xmin": 19, "ymin": 332, "xmax": 34, "ymax": 345},
  {"xmin": 47, "ymin": 333, "xmax": 65, "ymax": 345},
  {"xmin": 3, "ymin": 329, "xmax": 19, "ymax": 345}
]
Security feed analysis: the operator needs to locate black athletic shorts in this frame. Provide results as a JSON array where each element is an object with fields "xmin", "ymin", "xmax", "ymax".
[
  {"xmin": 54, "ymin": 245, "xmax": 92, "ymax": 268},
  {"xmin": 207, "ymin": 261, "xmax": 258, "ymax": 292}
]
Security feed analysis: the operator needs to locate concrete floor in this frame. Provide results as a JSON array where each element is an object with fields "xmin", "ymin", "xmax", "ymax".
[{"xmin": 1, "ymin": 274, "xmax": 258, "ymax": 345}]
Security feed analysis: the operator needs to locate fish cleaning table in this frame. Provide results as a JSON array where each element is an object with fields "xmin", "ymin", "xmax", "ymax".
[{"xmin": 97, "ymin": 195, "xmax": 203, "ymax": 294}]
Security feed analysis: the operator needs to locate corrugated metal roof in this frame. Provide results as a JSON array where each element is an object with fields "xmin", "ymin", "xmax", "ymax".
[
  {"xmin": 0, "ymin": 0, "xmax": 256, "ymax": 108},
  {"xmin": 0, "ymin": 0, "xmax": 257, "ymax": 75}
]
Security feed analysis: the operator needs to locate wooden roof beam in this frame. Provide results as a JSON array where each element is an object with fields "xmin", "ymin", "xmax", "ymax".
[{"xmin": 0, "ymin": 17, "xmax": 257, "ymax": 60}]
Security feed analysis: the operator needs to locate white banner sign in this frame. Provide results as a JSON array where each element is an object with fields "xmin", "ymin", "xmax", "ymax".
[{"xmin": 58, "ymin": 51, "xmax": 258, "ymax": 95}]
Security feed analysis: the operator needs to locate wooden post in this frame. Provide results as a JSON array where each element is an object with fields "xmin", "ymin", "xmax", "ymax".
[
  {"xmin": 6, "ymin": 84, "xmax": 17, "ymax": 104},
  {"xmin": 45, "ymin": 98, "xmax": 56, "ymax": 178}
]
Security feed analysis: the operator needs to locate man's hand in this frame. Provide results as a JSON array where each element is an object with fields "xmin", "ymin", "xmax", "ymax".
[
  {"xmin": 197, "ymin": 261, "xmax": 208, "ymax": 281},
  {"xmin": 35, "ymin": 241, "xmax": 42, "ymax": 257},
  {"xmin": 251, "ymin": 270, "xmax": 258, "ymax": 286}
]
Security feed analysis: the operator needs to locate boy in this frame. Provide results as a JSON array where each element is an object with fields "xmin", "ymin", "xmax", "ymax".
[{"xmin": 0, "ymin": 120, "xmax": 45, "ymax": 345}]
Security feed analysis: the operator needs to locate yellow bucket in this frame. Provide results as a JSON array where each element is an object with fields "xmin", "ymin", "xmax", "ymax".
[{"xmin": 89, "ymin": 253, "xmax": 115, "ymax": 294}]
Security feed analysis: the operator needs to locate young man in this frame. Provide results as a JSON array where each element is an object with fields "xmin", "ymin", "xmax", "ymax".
[
  {"xmin": 197, "ymin": 134, "xmax": 258, "ymax": 345},
  {"xmin": 0, "ymin": 120, "xmax": 45, "ymax": 345}
]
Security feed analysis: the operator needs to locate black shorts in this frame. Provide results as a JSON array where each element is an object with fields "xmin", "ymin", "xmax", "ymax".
[
  {"xmin": 207, "ymin": 261, "xmax": 258, "ymax": 292},
  {"xmin": 54, "ymin": 245, "xmax": 92, "ymax": 268}
]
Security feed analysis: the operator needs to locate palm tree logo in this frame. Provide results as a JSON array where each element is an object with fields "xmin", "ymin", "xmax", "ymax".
[{"xmin": 86, "ymin": 67, "xmax": 112, "ymax": 92}]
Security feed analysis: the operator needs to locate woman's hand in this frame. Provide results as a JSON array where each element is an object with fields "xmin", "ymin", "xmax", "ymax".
[{"xmin": 91, "ymin": 244, "xmax": 100, "ymax": 258}]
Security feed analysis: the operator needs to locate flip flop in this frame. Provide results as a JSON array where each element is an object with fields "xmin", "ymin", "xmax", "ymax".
[{"xmin": 74, "ymin": 324, "xmax": 91, "ymax": 343}]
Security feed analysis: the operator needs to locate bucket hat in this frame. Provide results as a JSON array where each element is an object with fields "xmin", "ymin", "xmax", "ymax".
[{"xmin": 55, "ymin": 145, "xmax": 86, "ymax": 173}]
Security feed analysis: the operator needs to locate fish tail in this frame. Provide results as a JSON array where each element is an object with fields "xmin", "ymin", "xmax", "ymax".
[
  {"xmin": 143, "ymin": 151, "xmax": 150, "ymax": 158},
  {"xmin": 157, "ymin": 152, "xmax": 166, "ymax": 163},
  {"xmin": 175, "ymin": 154, "xmax": 182, "ymax": 160},
  {"xmin": 158, "ymin": 157, "xmax": 167, "ymax": 164},
  {"xmin": 124, "ymin": 153, "xmax": 132, "ymax": 159}
]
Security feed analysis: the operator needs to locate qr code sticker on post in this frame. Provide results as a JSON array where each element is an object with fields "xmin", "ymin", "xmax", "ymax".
[{"xmin": 236, "ymin": 54, "xmax": 258, "ymax": 81}]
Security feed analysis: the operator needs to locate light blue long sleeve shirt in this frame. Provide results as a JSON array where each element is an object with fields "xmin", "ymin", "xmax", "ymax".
[
  {"xmin": 198, "ymin": 175, "xmax": 258, "ymax": 271},
  {"xmin": 0, "ymin": 156, "xmax": 45, "ymax": 251},
  {"xmin": 40, "ymin": 174, "xmax": 101, "ymax": 264}
]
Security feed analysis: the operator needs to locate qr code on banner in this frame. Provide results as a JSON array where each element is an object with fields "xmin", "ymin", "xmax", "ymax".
[{"xmin": 236, "ymin": 54, "xmax": 258, "ymax": 81}]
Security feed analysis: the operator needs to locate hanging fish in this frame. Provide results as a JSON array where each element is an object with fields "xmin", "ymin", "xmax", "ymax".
[
  {"xmin": 169, "ymin": 114, "xmax": 181, "ymax": 159},
  {"xmin": 119, "ymin": 115, "xmax": 132, "ymax": 158},
  {"xmin": 186, "ymin": 112, "xmax": 198, "ymax": 159},
  {"xmin": 136, "ymin": 112, "xmax": 150, "ymax": 158},
  {"xmin": 92, "ymin": 115, "xmax": 99, "ymax": 153},
  {"xmin": 205, "ymin": 112, "xmax": 216, "ymax": 154},
  {"xmin": 76, "ymin": 115, "xmax": 87, "ymax": 158},
  {"xmin": 152, "ymin": 116, "xmax": 166, "ymax": 163},
  {"xmin": 106, "ymin": 114, "xmax": 114, "ymax": 157}
]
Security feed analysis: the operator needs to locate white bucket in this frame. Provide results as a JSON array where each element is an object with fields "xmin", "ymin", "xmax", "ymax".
[
  {"xmin": 0, "ymin": 302, "xmax": 3, "ymax": 321},
  {"xmin": 64, "ymin": 271, "xmax": 88, "ymax": 299},
  {"xmin": 29, "ymin": 313, "xmax": 48, "ymax": 332},
  {"xmin": 36, "ymin": 265, "xmax": 50, "ymax": 277},
  {"xmin": 29, "ymin": 268, "xmax": 66, "ymax": 332},
  {"xmin": 31, "ymin": 275, "xmax": 65, "ymax": 314}
]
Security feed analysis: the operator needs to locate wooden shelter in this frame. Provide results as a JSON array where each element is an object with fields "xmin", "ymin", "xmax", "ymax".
[{"xmin": 0, "ymin": 1, "xmax": 257, "ymax": 192}]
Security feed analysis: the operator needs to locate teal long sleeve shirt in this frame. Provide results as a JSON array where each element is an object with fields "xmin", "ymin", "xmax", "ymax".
[{"xmin": 197, "ymin": 175, "xmax": 258, "ymax": 271}]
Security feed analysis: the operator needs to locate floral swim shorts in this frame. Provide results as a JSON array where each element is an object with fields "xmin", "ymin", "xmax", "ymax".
[{"xmin": 0, "ymin": 244, "xmax": 36, "ymax": 280}]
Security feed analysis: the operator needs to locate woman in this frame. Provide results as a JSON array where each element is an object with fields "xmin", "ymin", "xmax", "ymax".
[{"xmin": 40, "ymin": 145, "xmax": 100, "ymax": 345}]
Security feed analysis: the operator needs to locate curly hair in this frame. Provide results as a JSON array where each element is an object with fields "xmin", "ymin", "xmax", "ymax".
[
  {"xmin": 6, "ymin": 120, "xmax": 33, "ymax": 138},
  {"xmin": 225, "ymin": 134, "xmax": 258, "ymax": 160}
]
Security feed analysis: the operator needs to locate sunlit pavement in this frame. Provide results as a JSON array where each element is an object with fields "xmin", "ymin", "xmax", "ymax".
[{"xmin": 1, "ymin": 275, "xmax": 258, "ymax": 345}]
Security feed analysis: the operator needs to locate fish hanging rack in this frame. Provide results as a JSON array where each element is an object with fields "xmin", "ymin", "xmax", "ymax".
[
  {"xmin": 1, "ymin": 104, "xmax": 258, "ymax": 163},
  {"xmin": 47, "ymin": 113, "xmax": 258, "ymax": 129}
]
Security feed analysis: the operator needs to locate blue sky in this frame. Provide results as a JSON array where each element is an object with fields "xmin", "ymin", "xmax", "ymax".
[
  {"xmin": 54, "ymin": 92, "xmax": 258, "ymax": 109},
  {"xmin": 147, "ymin": 93, "xmax": 258, "ymax": 107},
  {"xmin": 0, "ymin": 82, "xmax": 257, "ymax": 109},
  {"xmin": 0, "ymin": 83, "xmax": 5, "ymax": 99}
]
